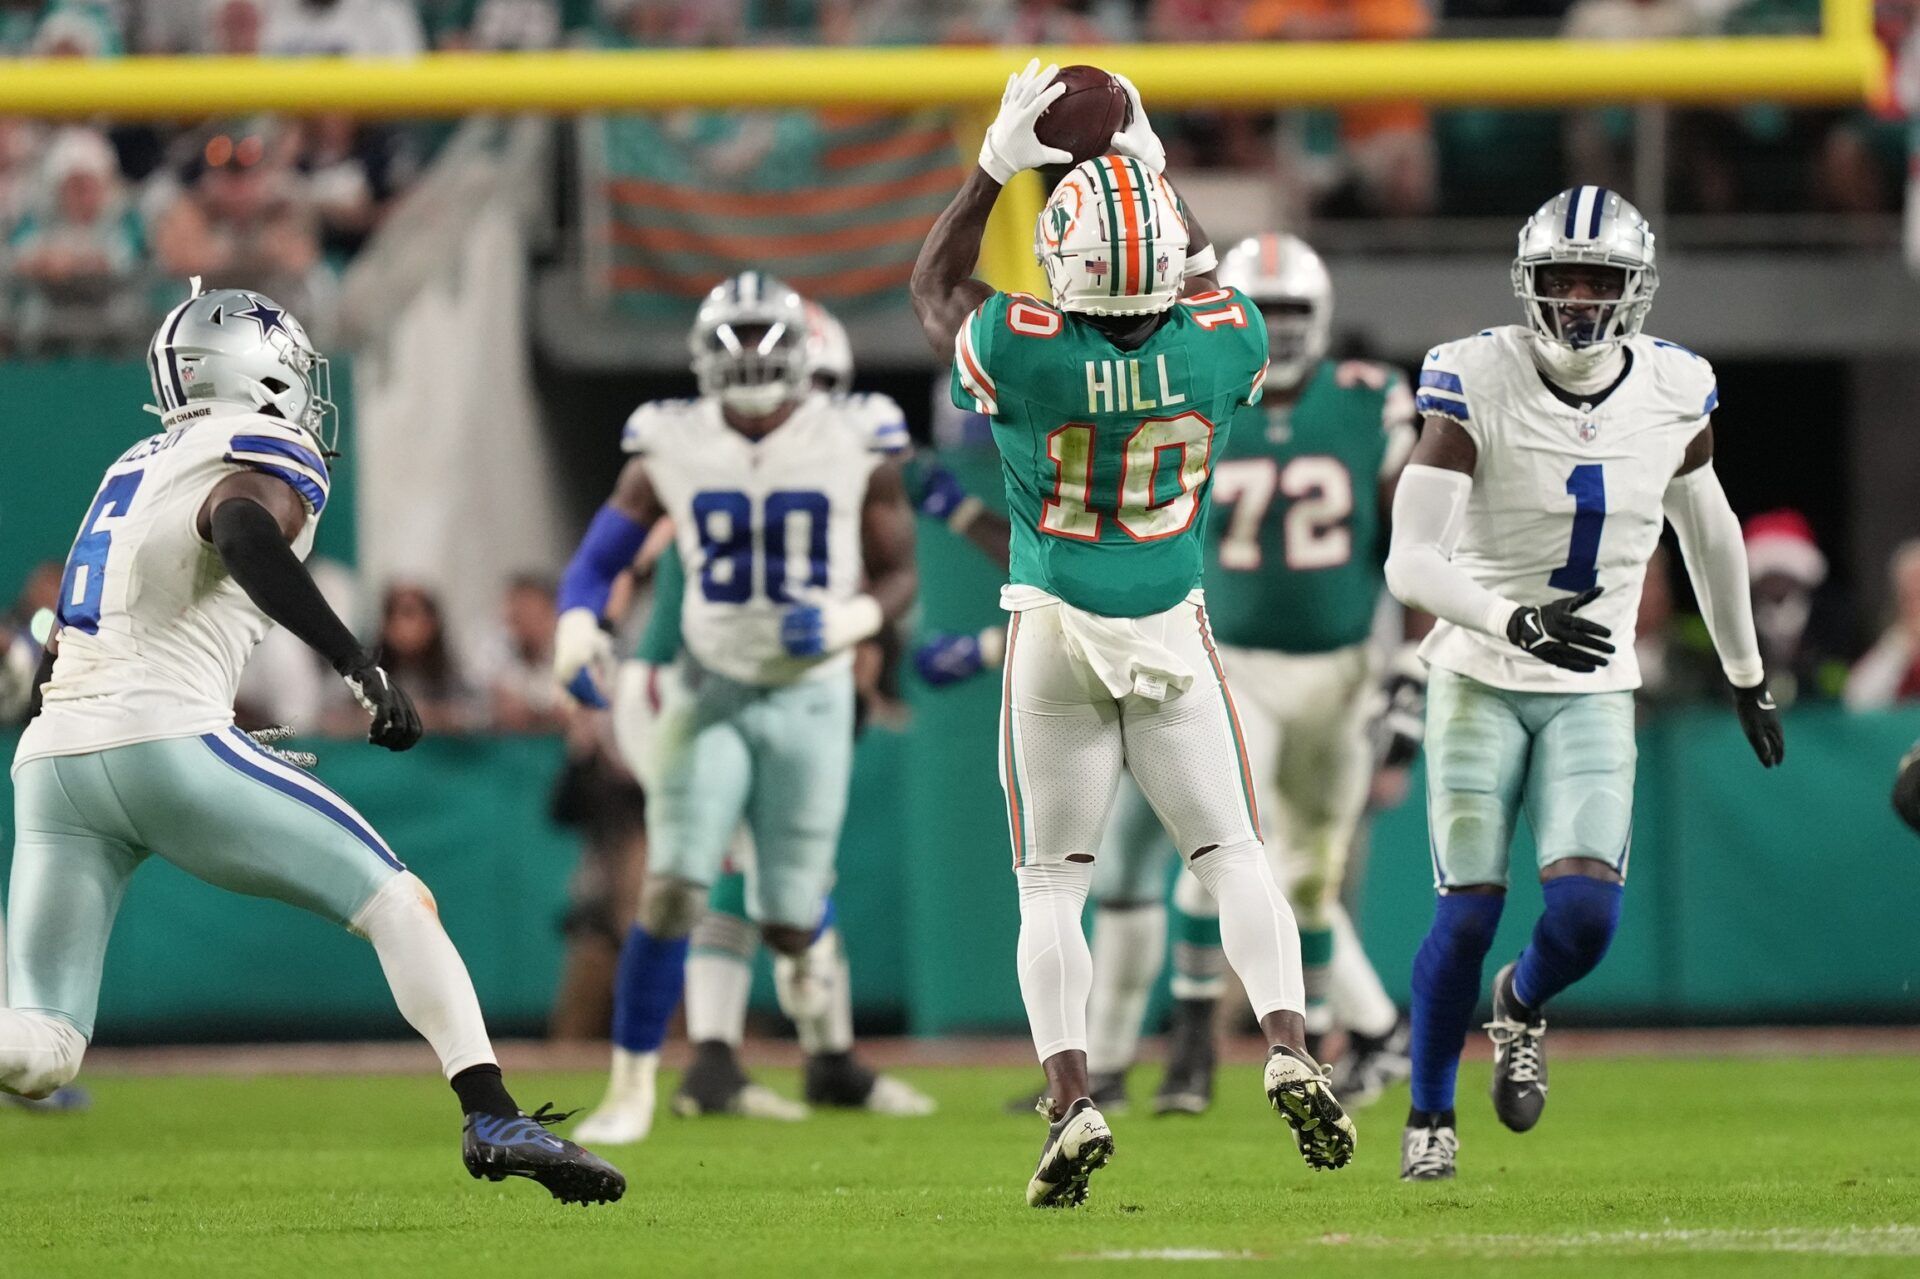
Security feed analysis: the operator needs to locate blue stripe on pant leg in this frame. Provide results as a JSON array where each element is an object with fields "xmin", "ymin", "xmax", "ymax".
[{"xmin": 200, "ymin": 733, "xmax": 404, "ymax": 871}]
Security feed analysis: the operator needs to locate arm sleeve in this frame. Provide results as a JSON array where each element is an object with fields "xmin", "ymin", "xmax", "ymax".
[
  {"xmin": 1384, "ymin": 464, "xmax": 1518, "ymax": 638},
  {"xmin": 210, "ymin": 497, "xmax": 369, "ymax": 676},
  {"xmin": 1662, "ymin": 462, "xmax": 1764, "ymax": 688},
  {"xmin": 557, "ymin": 502, "xmax": 652, "ymax": 617}
]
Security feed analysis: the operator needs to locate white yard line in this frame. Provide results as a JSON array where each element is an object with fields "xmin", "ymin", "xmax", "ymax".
[{"xmin": 1311, "ymin": 1225, "xmax": 1920, "ymax": 1258}]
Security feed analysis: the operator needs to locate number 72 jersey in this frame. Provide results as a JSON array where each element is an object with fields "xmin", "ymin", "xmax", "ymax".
[
  {"xmin": 952, "ymin": 288, "xmax": 1270, "ymax": 619},
  {"xmin": 1415, "ymin": 325, "xmax": 1719, "ymax": 693}
]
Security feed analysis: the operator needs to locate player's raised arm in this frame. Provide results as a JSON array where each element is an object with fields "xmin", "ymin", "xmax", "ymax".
[
  {"xmin": 199, "ymin": 470, "xmax": 422, "ymax": 751},
  {"xmin": 1385, "ymin": 415, "xmax": 1614, "ymax": 673},
  {"xmin": 860, "ymin": 461, "xmax": 919, "ymax": 623},
  {"xmin": 553, "ymin": 456, "xmax": 664, "ymax": 708},
  {"xmin": 910, "ymin": 59, "xmax": 1070, "ymax": 354},
  {"xmin": 1663, "ymin": 423, "xmax": 1783, "ymax": 767}
]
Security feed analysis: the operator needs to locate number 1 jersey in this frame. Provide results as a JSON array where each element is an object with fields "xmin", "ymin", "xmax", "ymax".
[
  {"xmin": 623, "ymin": 390, "xmax": 907, "ymax": 687},
  {"xmin": 1415, "ymin": 325, "xmax": 1719, "ymax": 693},
  {"xmin": 17, "ymin": 404, "xmax": 330, "ymax": 769},
  {"xmin": 952, "ymin": 289, "xmax": 1269, "ymax": 619}
]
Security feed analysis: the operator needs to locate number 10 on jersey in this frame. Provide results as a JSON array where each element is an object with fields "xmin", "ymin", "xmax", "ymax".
[{"xmin": 1041, "ymin": 411, "xmax": 1215, "ymax": 543}]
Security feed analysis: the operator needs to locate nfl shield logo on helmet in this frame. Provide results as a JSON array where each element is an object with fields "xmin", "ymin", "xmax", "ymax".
[{"xmin": 1578, "ymin": 420, "xmax": 1599, "ymax": 442}]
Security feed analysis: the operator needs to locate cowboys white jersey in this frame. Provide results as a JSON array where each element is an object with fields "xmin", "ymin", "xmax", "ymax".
[
  {"xmin": 622, "ymin": 390, "xmax": 907, "ymax": 686},
  {"xmin": 17, "ymin": 403, "xmax": 331, "ymax": 770},
  {"xmin": 1415, "ymin": 325, "xmax": 1717, "ymax": 693}
]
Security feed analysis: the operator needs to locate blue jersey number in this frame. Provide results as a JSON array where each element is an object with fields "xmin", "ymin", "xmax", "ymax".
[
  {"xmin": 57, "ymin": 469, "xmax": 146, "ymax": 634},
  {"xmin": 1547, "ymin": 464, "xmax": 1606, "ymax": 593},
  {"xmin": 691, "ymin": 489, "xmax": 829, "ymax": 604}
]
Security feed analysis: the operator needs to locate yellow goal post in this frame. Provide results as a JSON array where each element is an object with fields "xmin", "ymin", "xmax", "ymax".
[{"xmin": 0, "ymin": 0, "xmax": 1881, "ymax": 118}]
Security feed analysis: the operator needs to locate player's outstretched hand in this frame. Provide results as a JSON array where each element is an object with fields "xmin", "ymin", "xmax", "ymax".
[
  {"xmin": 979, "ymin": 58, "xmax": 1072, "ymax": 184},
  {"xmin": 553, "ymin": 607, "xmax": 615, "ymax": 709},
  {"xmin": 1893, "ymin": 741, "xmax": 1920, "ymax": 834},
  {"xmin": 1379, "ymin": 645, "xmax": 1427, "ymax": 768},
  {"xmin": 1506, "ymin": 587, "xmax": 1615, "ymax": 673},
  {"xmin": 781, "ymin": 605, "xmax": 827, "ymax": 658},
  {"xmin": 343, "ymin": 661, "xmax": 423, "ymax": 751},
  {"xmin": 1732, "ymin": 681, "xmax": 1784, "ymax": 768},
  {"xmin": 1107, "ymin": 73, "xmax": 1166, "ymax": 175},
  {"xmin": 916, "ymin": 632, "xmax": 986, "ymax": 686}
]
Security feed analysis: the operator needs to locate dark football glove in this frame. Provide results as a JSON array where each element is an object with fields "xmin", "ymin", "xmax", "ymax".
[
  {"xmin": 1379, "ymin": 646, "xmax": 1427, "ymax": 769},
  {"xmin": 1731, "ymin": 681, "xmax": 1784, "ymax": 768},
  {"xmin": 343, "ymin": 660, "xmax": 423, "ymax": 752},
  {"xmin": 1506, "ymin": 586, "xmax": 1615, "ymax": 673},
  {"xmin": 1893, "ymin": 741, "xmax": 1920, "ymax": 835}
]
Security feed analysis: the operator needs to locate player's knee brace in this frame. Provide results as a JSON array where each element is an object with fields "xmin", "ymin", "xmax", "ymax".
[
  {"xmin": 638, "ymin": 875, "xmax": 706, "ymax": 939},
  {"xmin": 0, "ymin": 1010, "xmax": 87, "ymax": 1099}
]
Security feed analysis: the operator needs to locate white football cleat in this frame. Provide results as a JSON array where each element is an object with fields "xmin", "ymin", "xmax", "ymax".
[
  {"xmin": 571, "ymin": 1048, "xmax": 658, "ymax": 1146},
  {"xmin": 1026, "ymin": 1097, "xmax": 1115, "ymax": 1208},
  {"xmin": 1265, "ymin": 1045, "xmax": 1356, "ymax": 1171},
  {"xmin": 733, "ymin": 1083, "xmax": 811, "ymax": 1121},
  {"xmin": 863, "ymin": 1073, "xmax": 937, "ymax": 1117}
]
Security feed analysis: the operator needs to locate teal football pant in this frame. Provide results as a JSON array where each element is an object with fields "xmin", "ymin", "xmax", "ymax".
[
  {"xmin": 646, "ymin": 664, "xmax": 855, "ymax": 930},
  {"xmin": 6, "ymin": 728, "xmax": 405, "ymax": 1041},
  {"xmin": 1424, "ymin": 667, "xmax": 1637, "ymax": 888}
]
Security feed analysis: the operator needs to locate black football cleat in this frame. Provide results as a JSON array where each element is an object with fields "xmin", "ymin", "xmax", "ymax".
[
  {"xmin": 1328, "ymin": 1018, "xmax": 1412, "ymax": 1109},
  {"xmin": 1025, "ymin": 1096, "xmax": 1115, "ymax": 1209},
  {"xmin": 1485, "ymin": 961, "xmax": 1548, "ymax": 1133},
  {"xmin": 462, "ymin": 1104, "xmax": 626, "ymax": 1205}
]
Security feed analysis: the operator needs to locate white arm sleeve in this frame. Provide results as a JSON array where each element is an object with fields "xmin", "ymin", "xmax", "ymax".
[
  {"xmin": 1663, "ymin": 462, "xmax": 1764, "ymax": 688},
  {"xmin": 1384, "ymin": 464, "xmax": 1518, "ymax": 639}
]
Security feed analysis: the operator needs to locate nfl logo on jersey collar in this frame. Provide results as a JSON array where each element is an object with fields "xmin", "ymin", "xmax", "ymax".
[{"xmin": 1578, "ymin": 419, "xmax": 1599, "ymax": 443}]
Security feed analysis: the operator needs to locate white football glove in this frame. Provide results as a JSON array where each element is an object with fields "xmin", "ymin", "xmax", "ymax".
[
  {"xmin": 978, "ymin": 58, "xmax": 1072, "ymax": 184},
  {"xmin": 553, "ymin": 606, "xmax": 616, "ymax": 709},
  {"xmin": 1107, "ymin": 73, "xmax": 1166, "ymax": 175}
]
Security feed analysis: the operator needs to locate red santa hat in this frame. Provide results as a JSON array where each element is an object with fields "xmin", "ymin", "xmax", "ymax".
[{"xmin": 1744, "ymin": 509, "xmax": 1828, "ymax": 586}]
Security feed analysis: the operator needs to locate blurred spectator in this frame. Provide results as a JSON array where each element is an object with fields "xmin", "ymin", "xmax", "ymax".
[
  {"xmin": 474, "ymin": 573, "xmax": 566, "ymax": 733},
  {"xmin": 1242, "ymin": 0, "xmax": 1437, "ymax": 216},
  {"xmin": 0, "ymin": 118, "xmax": 47, "ymax": 239},
  {"xmin": 1561, "ymin": 0, "xmax": 1708, "ymax": 193},
  {"xmin": 1634, "ymin": 543, "xmax": 1716, "ymax": 710},
  {"xmin": 30, "ymin": 2, "xmax": 123, "ymax": 57},
  {"xmin": 290, "ymin": 114, "xmax": 417, "ymax": 260},
  {"xmin": 150, "ymin": 122, "xmax": 335, "ymax": 335},
  {"xmin": 6, "ymin": 126, "xmax": 147, "ymax": 353},
  {"xmin": 1745, "ymin": 510, "xmax": 1849, "ymax": 706},
  {"xmin": 262, "ymin": 0, "xmax": 426, "ymax": 57},
  {"xmin": 234, "ymin": 556, "xmax": 358, "ymax": 730},
  {"xmin": 1845, "ymin": 540, "xmax": 1920, "ymax": 710},
  {"xmin": 367, "ymin": 582, "xmax": 481, "ymax": 732},
  {"xmin": 1, "ymin": 0, "xmax": 42, "ymax": 54},
  {"xmin": 204, "ymin": 0, "xmax": 268, "ymax": 53},
  {"xmin": 546, "ymin": 706, "xmax": 647, "ymax": 1041},
  {"xmin": 434, "ymin": 0, "xmax": 585, "ymax": 48}
]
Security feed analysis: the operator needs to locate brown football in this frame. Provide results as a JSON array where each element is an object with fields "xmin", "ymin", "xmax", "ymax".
[{"xmin": 1034, "ymin": 64, "xmax": 1131, "ymax": 168}]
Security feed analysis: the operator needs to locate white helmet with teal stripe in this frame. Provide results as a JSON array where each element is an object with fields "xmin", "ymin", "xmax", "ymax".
[
  {"xmin": 148, "ymin": 279, "xmax": 335, "ymax": 449},
  {"xmin": 1512, "ymin": 186, "xmax": 1659, "ymax": 351},
  {"xmin": 1035, "ymin": 156, "xmax": 1188, "ymax": 317}
]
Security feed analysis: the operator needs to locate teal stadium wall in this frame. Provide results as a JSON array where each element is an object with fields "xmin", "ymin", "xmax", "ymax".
[{"xmin": 3, "ymin": 370, "xmax": 1919, "ymax": 1041}]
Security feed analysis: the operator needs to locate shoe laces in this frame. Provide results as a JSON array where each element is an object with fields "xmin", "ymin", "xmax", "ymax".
[
  {"xmin": 527, "ymin": 1102, "xmax": 578, "ymax": 1128},
  {"xmin": 1405, "ymin": 1126, "xmax": 1458, "ymax": 1177},
  {"xmin": 1484, "ymin": 1015, "xmax": 1546, "ymax": 1086}
]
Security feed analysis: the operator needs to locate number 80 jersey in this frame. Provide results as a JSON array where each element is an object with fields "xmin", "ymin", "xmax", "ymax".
[
  {"xmin": 1416, "ymin": 325, "xmax": 1719, "ymax": 693},
  {"xmin": 952, "ymin": 289, "xmax": 1269, "ymax": 619},
  {"xmin": 623, "ymin": 390, "xmax": 907, "ymax": 687}
]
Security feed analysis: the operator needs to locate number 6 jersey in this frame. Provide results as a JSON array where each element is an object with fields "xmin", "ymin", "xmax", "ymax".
[
  {"xmin": 18, "ymin": 404, "xmax": 329, "ymax": 769},
  {"xmin": 623, "ymin": 389, "xmax": 907, "ymax": 687},
  {"xmin": 952, "ymin": 288, "xmax": 1269, "ymax": 619},
  {"xmin": 1414, "ymin": 324, "xmax": 1719, "ymax": 693}
]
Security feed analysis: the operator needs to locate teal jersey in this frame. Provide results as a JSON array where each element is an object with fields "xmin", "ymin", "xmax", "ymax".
[
  {"xmin": 951, "ymin": 289, "xmax": 1269, "ymax": 618},
  {"xmin": 1203, "ymin": 359, "xmax": 1416, "ymax": 653},
  {"xmin": 634, "ymin": 544, "xmax": 686, "ymax": 664}
]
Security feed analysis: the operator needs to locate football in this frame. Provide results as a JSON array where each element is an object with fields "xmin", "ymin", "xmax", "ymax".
[{"xmin": 1035, "ymin": 64, "xmax": 1131, "ymax": 167}]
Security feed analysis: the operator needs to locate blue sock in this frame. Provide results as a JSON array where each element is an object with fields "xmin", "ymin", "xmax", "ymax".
[
  {"xmin": 611, "ymin": 924, "xmax": 690, "ymax": 1054},
  {"xmin": 1512, "ymin": 876, "xmax": 1623, "ymax": 1011},
  {"xmin": 1409, "ymin": 893, "xmax": 1505, "ymax": 1115}
]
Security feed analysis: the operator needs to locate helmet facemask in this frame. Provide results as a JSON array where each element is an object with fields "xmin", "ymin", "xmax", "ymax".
[
  {"xmin": 693, "ymin": 319, "xmax": 809, "ymax": 416},
  {"xmin": 1513, "ymin": 260, "xmax": 1653, "ymax": 352},
  {"xmin": 1257, "ymin": 299, "xmax": 1327, "ymax": 390}
]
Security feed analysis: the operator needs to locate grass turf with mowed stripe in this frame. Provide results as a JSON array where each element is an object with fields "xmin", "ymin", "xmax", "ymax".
[{"xmin": 2, "ymin": 1056, "xmax": 1916, "ymax": 1278}]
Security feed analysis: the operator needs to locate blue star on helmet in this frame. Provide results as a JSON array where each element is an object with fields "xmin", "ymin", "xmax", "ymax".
[{"xmin": 234, "ymin": 296, "xmax": 289, "ymax": 339}]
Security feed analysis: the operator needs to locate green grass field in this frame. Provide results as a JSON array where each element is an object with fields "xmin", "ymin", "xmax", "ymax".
[{"xmin": 3, "ymin": 1055, "xmax": 1917, "ymax": 1278}]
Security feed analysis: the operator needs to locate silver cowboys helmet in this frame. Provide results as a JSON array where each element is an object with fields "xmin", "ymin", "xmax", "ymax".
[
  {"xmin": 690, "ymin": 271, "xmax": 812, "ymax": 415},
  {"xmin": 1513, "ymin": 186, "xmax": 1658, "ymax": 351},
  {"xmin": 1218, "ymin": 232, "xmax": 1332, "ymax": 390},
  {"xmin": 148, "ymin": 280, "xmax": 335, "ymax": 448},
  {"xmin": 804, "ymin": 299, "xmax": 854, "ymax": 393}
]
